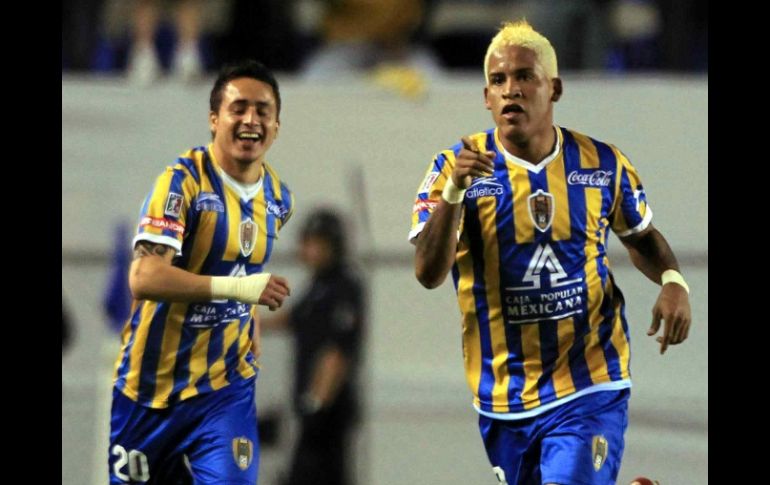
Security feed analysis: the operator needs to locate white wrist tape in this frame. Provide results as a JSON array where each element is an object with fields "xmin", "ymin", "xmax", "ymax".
[
  {"xmin": 442, "ymin": 177, "xmax": 466, "ymax": 204},
  {"xmin": 211, "ymin": 273, "xmax": 271, "ymax": 303},
  {"xmin": 661, "ymin": 269, "xmax": 689, "ymax": 294}
]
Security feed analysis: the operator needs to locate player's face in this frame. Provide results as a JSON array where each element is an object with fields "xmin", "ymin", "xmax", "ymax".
[
  {"xmin": 209, "ymin": 77, "xmax": 280, "ymax": 166},
  {"xmin": 484, "ymin": 45, "xmax": 561, "ymax": 145}
]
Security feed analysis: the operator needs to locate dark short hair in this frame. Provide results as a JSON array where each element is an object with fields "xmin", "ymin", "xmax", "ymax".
[
  {"xmin": 301, "ymin": 209, "xmax": 348, "ymax": 262},
  {"xmin": 209, "ymin": 60, "xmax": 281, "ymax": 117}
]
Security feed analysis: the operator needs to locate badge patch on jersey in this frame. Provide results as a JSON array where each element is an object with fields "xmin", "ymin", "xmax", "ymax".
[
  {"xmin": 528, "ymin": 189, "xmax": 554, "ymax": 232},
  {"xmin": 232, "ymin": 437, "xmax": 253, "ymax": 470},
  {"xmin": 240, "ymin": 218, "xmax": 258, "ymax": 257},
  {"xmin": 164, "ymin": 192, "xmax": 184, "ymax": 218},
  {"xmin": 592, "ymin": 435, "xmax": 609, "ymax": 471}
]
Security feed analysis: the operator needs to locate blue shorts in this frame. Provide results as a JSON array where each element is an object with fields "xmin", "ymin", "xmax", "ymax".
[
  {"xmin": 479, "ymin": 389, "xmax": 630, "ymax": 485},
  {"xmin": 109, "ymin": 377, "xmax": 259, "ymax": 485}
]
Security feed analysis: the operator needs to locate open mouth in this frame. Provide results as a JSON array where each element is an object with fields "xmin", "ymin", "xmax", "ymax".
[
  {"xmin": 502, "ymin": 104, "xmax": 524, "ymax": 115},
  {"xmin": 237, "ymin": 132, "xmax": 262, "ymax": 142}
]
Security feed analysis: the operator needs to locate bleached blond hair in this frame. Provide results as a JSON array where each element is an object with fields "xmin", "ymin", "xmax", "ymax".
[{"xmin": 484, "ymin": 20, "xmax": 558, "ymax": 82}]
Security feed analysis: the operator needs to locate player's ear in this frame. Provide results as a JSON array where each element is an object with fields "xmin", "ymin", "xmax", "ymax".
[
  {"xmin": 551, "ymin": 78, "xmax": 563, "ymax": 102},
  {"xmin": 484, "ymin": 86, "xmax": 491, "ymax": 110},
  {"xmin": 209, "ymin": 111, "xmax": 218, "ymax": 134}
]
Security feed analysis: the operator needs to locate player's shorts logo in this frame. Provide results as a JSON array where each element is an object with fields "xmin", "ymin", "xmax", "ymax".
[
  {"xmin": 592, "ymin": 435, "xmax": 609, "ymax": 472},
  {"xmin": 528, "ymin": 189, "xmax": 554, "ymax": 232},
  {"xmin": 232, "ymin": 437, "xmax": 253, "ymax": 471},
  {"xmin": 239, "ymin": 218, "xmax": 258, "ymax": 257}
]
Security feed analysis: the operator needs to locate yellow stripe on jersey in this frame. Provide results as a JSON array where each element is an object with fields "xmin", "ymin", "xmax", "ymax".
[
  {"xmin": 478, "ymin": 198, "xmax": 511, "ymax": 411},
  {"xmin": 124, "ymin": 301, "xmax": 158, "ymax": 398},
  {"xmin": 573, "ymin": 131, "xmax": 601, "ymax": 169},
  {"xmin": 222, "ymin": 185, "xmax": 243, "ymax": 261},
  {"xmin": 457, "ymin": 240, "xmax": 483, "ymax": 403},
  {"xmin": 609, "ymin": 298, "xmax": 631, "ymax": 380},
  {"xmin": 152, "ymin": 304, "xmax": 187, "ymax": 403},
  {"xmin": 250, "ymin": 183, "xmax": 269, "ymax": 264},
  {"xmin": 209, "ymin": 320, "xmax": 241, "ymax": 391},
  {"xmin": 519, "ymin": 324, "xmax": 542, "ymax": 409},
  {"xmin": 552, "ymin": 317, "xmax": 576, "ymax": 398},
  {"xmin": 511, "ymin": 168, "xmax": 534, "ymax": 244},
  {"xmin": 238, "ymin": 317, "xmax": 257, "ymax": 378},
  {"xmin": 545, "ymin": 155, "xmax": 571, "ymax": 240},
  {"xmin": 583, "ymin": 183, "xmax": 610, "ymax": 383},
  {"xmin": 186, "ymin": 172, "xmax": 217, "ymax": 275},
  {"xmin": 180, "ymin": 328, "xmax": 212, "ymax": 401}
]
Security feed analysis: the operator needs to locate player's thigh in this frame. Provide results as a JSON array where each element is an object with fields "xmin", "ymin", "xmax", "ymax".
[
  {"xmin": 185, "ymin": 379, "xmax": 259, "ymax": 485},
  {"xmin": 108, "ymin": 389, "xmax": 185, "ymax": 484},
  {"xmin": 540, "ymin": 390, "xmax": 630, "ymax": 485},
  {"xmin": 479, "ymin": 415, "xmax": 541, "ymax": 485}
]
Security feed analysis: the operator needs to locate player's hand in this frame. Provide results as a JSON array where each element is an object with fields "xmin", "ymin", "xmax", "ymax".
[
  {"xmin": 648, "ymin": 284, "xmax": 691, "ymax": 354},
  {"xmin": 453, "ymin": 137, "xmax": 495, "ymax": 188},
  {"xmin": 258, "ymin": 275, "xmax": 290, "ymax": 311}
]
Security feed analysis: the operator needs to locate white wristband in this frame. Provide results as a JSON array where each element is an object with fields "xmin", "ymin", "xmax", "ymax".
[
  {"xmin": 441, "ymin": 177, "xmax": 466, "ymax": 204},
  {"xmin": 211, "ymin": 273, "xmax": 271, "ymax": 303},
  {"xmin": 661, "ymin": 269, "xmax": 689, "ymax": 294}
]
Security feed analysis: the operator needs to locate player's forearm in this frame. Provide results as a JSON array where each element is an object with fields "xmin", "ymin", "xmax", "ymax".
[
  {"xmin": 129, "ymin": 256, "xmax": 213, "ymax": 302},
  {"xmin": 414, "ymin": 201, "xmax": 462, "ymax": 288},
  {"xmin": 621, "ymin": 226, "xmax": 680, "ymax": 284}
]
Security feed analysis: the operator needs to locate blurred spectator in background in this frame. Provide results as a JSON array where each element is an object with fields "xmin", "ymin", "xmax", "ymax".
[
  {"xmin": 125, "ymin": 0, "xmax": 204, "ymax": 84},
  {"xmin": 297, "ymin": 0, "xmax": 441, "ymax": 98},
  {"xmin": 262, "ymin": 208, "xmax": 366, "ymax": 485}
]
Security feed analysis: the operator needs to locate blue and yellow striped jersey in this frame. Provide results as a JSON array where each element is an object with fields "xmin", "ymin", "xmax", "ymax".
[
  {"xmin": 410, "ymin": 126, "xmax": 651, "ymax": 417},
  {"xmin": 114, "ymin": 144, "xmax": 294, "ymax": 409}
]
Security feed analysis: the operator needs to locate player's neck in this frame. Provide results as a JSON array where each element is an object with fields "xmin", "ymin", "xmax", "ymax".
[
  {"xmin": 501, "ymin": 127, "xmax": 556, "ymax": 165},
  {"xmin": 211, "ymin": 145, "xmax": 264, "ymax": 184}
]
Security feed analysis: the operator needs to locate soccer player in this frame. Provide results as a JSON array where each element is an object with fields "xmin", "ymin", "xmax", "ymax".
[
  {"xmin": 409, "ymin": 20, "xmax": 692, "ymax": 485},
  {"xmin": 109, "ymin": 59, "xmax": 294, "ymax": 484}
]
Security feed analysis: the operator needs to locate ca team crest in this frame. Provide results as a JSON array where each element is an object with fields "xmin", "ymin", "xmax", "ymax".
[
  {"xmin": 528, "ymin": 189, "xmax": 554, "ymax": 232},
  {"xmin": 239, "ymin": 218, "xmax": 258, "ymax": 257},
  {"xmin": 592, "ymin": 435, "xmax": 609, "ymax": 472},
  {"xmin": 231, "ymin": 437, "xmax": 253, "ymax": 470}
]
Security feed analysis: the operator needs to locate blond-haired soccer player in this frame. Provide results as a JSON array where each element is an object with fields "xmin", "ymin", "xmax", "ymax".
[{"xmin": 410, "ymin": 21, "xmax": 691, "ymax": 484}]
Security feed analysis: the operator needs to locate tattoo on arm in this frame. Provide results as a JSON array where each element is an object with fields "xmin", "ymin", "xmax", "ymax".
[{"xmin": 133, "ymin": 241, "xmax": 171, "ymax": 260}]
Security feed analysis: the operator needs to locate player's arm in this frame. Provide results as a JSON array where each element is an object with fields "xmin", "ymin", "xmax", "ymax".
[
  {"xmin": 619, "ymin": 225, "xmax": 692, "ymax": 354},
  {"xmin": 129, "ymin": 240, "xmax": 290, "ymax": 308},
  {"xmin": 415, "ymin": 137, "xmax": 494, "ymax": 288},
  {"xmin": 302, "ymin": 346, "xmax": 351, "ymax": 412}
]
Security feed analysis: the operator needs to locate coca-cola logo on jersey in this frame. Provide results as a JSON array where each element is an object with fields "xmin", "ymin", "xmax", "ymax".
[{"xmin": 567, "ymin": 170, "xmax": 613, "ymax": 187}]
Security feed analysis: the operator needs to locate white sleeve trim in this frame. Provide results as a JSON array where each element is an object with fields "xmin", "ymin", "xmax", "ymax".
[
  {"xmin": 615, "ymin": 206, "xmax": 653, "ymax": 238},
  {"xmin": 408, "ymin": 221, "xmax": 462, "ymax": 245},
  {"xmin": 408, "ymin": 223, "xmax": 426, "ymax": 245},
  {"xmin": 133, "ymin": 233, "xmax": 183, "ymax": 256}
]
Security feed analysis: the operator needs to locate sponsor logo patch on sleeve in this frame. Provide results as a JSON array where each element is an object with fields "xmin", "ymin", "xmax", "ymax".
[
  {"xmin": 140, "ymin": 216, "xmax": 185, "ymax": 235},
  {"xmin": 164, "ymin": 192, "xmax": 184, "ymax": 218},
  {"xmin": 412, "ymin": 199, "xmax": 438, "ymax": 213}
]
